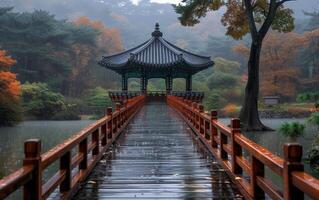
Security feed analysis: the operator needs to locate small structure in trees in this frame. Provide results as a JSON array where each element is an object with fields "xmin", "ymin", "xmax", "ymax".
[
  {"xmin": 99, "ymin": 23, "xmax": 213, "ymax": 94},
  {"xmin": 263, "ymin": 96, "xmax": 280, "ymax": 105}
]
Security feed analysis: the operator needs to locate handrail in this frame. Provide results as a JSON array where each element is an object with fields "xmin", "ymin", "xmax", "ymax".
[
  {"xmin": 0, "ymin": 95, "xmax": 145, "ymax": 200},
  {"xmin": 167, "ymin": 96, "xmax": 319, "ymax": 200}
]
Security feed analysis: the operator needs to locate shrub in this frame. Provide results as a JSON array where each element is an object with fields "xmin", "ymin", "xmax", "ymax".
[
  {"xmin": 0, "ymin": 97, "xmax": 21, "ymax": 126},
  {"xmin": 86, "ymin": 87, "xmax": 112, "ymax": 117},
  {"xmin": 21, "ymin": 82, "xmax": 66, "ymax": 119},
  {"xmin": 52, "ymin": 111, "xmax": 80, "ymax": 120},
  {"xmin": 222, "ymin": 104, "xmax": 239, "ymax": 117},
  {"xmin": 296, "ymin": 92, "xmax": 319, "ymax": 103},
  {"xmin": 315, "ymin": 101, "xmax": 319, "ymax": 109},
  {"xmin": 279, "ymin": 122, "xmax": 305, "ymax": 138},
  {"xmin": 208, "ymin": 71, "xmax": 238, "ymax": 89},
  {"xmin": 205, "ymin": 93, "xmax": 220, "ymax": 110},
  {"xmin": 308, "ymin": 112, "xmax": 319, "ymax": 126}
]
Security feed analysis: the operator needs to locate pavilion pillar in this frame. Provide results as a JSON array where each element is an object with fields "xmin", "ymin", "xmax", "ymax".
[
  {"xmin": 121, "ymin": 74, "xmax": 128, "ymax": 91},
  {"xmin": 140, "ymin": 75, "xmax": 146, "ymax": 94},
  {"xmin": 186, "ymin": 74, "xmax": 192, "ymax": 92},
  {"xmin": 166, "ymin": 76, "xmax": 172, "ymax": 94}
]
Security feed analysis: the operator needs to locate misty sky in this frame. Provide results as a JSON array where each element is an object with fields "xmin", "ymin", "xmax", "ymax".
[{"xmin": 131, "ymin": 0, "xmax": 181, "ymax": 4}]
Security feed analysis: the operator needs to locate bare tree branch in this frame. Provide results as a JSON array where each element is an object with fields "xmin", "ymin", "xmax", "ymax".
[{"xmin": 276, "ymin": 0, "xmax": 295, "ymax": 8}]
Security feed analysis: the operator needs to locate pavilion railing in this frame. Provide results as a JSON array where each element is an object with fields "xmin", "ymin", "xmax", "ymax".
[
  {"xmin": 109, "ymin": 91, "xmax": 141, "ymax": 102},
  {"xmin": 167, "ymin": 95, "xmax": 319, "ymax": 200},
  {"xmin": 109, "ymin": 91, "xmax": 204, "ymax": 102},
  {"xmin": 0, "ymin": 95, "xmax": 145, "ymax": 200}
]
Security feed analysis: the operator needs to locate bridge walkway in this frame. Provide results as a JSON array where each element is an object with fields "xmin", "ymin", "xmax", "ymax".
[{"xmin": 73, "ymin": 102, "xmax": 242, "ymax": 199}]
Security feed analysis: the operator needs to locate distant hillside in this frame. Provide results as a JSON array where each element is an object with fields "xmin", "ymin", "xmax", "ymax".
[{"xmin": 0, "ymin": 0, "xmax": 317, "ymax": 54}]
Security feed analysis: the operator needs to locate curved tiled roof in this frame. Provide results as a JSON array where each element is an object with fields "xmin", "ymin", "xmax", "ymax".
[{"xmin": 99, "ymin": 23, "xmax": 214, "ymax": 73}]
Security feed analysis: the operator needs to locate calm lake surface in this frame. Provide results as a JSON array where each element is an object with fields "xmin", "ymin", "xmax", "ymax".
[
  {"xmin": 0, "ymin": 120, "xmax": 94, "ymax": 179},
  {"xmin": 0, "ymin": 118, "xmax": 318, "ymax": 199}
]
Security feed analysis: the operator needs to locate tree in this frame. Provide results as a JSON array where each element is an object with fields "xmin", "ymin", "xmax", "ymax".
[
  {"xmin": 174, "ymin": 0, "xmax": 295, "ymax": 130},
  {"xmin": 0, "ymin": 49, "xmax": 21, "ymax": 126},
  {"xmin": 234, "ymin": 31, "xmax": 305, "ymax": 100},
  {"xmin": 0, "ymin": 8, "xmax": 101, "ymax": 93},
  {"xmin": 86, "ymin": 87, "xmax": 112, "ymax": 116},
  {"xmin": 21, "ymin": 82, "xmax": 66, "ymax": 119}
]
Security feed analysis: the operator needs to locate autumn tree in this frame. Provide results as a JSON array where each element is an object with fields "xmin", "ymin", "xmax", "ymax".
[
  {"xmin": 175, "ymin": 0, "xmax": 295, "ymax": 130},
  {"xmin": 67, "ymin": 16, "xmax": 123, "ymax": 96},
  {"xmin": 300, "ymin": 29, "xmax": 319, "ymax": 85},
  {"xmin": 0, "ymin": 50, "xmax": 21, "ymax": 126},
  {"xmin": 234, "ymin": 32, "xmax": 306, "ymax": 100}
]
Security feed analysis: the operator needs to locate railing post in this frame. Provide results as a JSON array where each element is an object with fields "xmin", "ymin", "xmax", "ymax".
[
  {"xmin": 283, "ymin": 143, "xmax": 304, "ymax": 200},
  {"xmin": 79, "ymin": 138, "xmax": 88, "ymax": 170},
  {"xmin": 107, "ymin": 107, "xmax": 113, "ymax": 141},
  {"xmin": 60, "ymin": 151, "xmax": 71, "ymax": 192},
  {"xmin": 230, "ymin": 118, "xmax": 242, "ymax": 174},
  {"xmin": 23, "ymin": 139, "xmax": 42, "ymax": 200},
  {"xmin": 251, "ymin": 156, "xmax": 265, "ymax": 199},
  {"xmin": 210, "ymin": 110, "xmax": 218, "ymax": 148}
]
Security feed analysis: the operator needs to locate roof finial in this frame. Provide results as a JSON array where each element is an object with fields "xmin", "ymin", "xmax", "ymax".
[{"xmin": 152, "ymin": 22, "xmax": 163, "ymax": 37}]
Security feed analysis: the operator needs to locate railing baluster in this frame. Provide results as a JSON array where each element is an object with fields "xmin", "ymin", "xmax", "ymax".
[
  {"xmin": 92, "ymin": 129, "xmax": 100, "ymax": 156},
  {"xmin": 251, "ymin": 156, "xmax": 265, "ymax": 199},
  {"xmin": 230, "ymin": 119, "xmax": 242, "ymax": 174},
  {"xmin": 79, "ymin": 138, "xmax": 88, "ymax": 170},
  {"xmin": 116, "ymin": 103, "xmax": 121, "ymax": 129},
  {"xmin": 283, "ymin": 143, "xmax": 304, "ymax": 200},
  {"xmin": 210, "ymin": 110, "xmax": 218, "ymax": 148},
  {"xmin": 198, "ymin": 104, "xmax": 204, "ymax": 135},
  {"xmin": 107, "ymin": 107, "xmax": 113, "ymax": 142},
  {"xmin": 220, "ymin": 132, "xmax": 228, "ymax": 160},
  {"xmin": 101, "ymin": 123, "xmax": 107, "ymax": 146},
  {"xmin": 23, "ymin": 139, "xmax": 42, "ymax": 200},
  {"xmin": 60, "ymin": 151, "xmax": 71, "ymax": 192}
]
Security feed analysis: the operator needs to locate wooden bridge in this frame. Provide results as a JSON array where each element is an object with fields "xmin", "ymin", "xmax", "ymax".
[{"xmin": 0, "ymin": 94, "xmax": 319, "ymax": 200}]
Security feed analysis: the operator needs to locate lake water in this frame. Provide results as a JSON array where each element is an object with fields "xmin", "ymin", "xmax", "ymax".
[
  {"xmin": 0, "ymin": 120, "xmax": 94, "ymax": 179},
  {"xmin": 0, "ymin": 118, "xmax": 318, "ymax": 199}
]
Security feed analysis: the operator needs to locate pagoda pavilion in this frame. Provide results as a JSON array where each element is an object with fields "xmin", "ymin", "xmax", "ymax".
[{"xmin": 99, "ymin": 23, "xmax": 214, "ymax": 94}]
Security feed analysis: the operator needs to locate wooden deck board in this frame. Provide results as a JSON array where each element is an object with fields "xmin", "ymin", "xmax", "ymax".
[{"xmin": 72, "ymin": 102, "xmax": 242, "ymax": 200}]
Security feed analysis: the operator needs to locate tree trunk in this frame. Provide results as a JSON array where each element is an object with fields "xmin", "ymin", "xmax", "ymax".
[{"xmin": 240, "ymin": 39, "xmax": 271, "ymax": 131}]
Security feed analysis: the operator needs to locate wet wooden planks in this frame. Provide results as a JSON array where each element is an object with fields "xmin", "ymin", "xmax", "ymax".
[{"xmin": 73, "ymin": 102, "xmax": 242, "ymax": 200}]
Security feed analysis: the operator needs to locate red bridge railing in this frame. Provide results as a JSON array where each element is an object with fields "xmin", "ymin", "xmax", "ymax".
[
  {"xmin": 167, "ymin": 96, "xmax": 319, "ymax": 200},
  {"xmin": 0, "ymin": 95, "xmax": 145, "ymax": 200}
]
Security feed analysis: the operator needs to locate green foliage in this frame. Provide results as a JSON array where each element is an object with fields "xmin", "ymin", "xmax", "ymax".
[
  {"xmin": 174, "ymin": 0, "xmax": 294, "ymax": 40},
  {"xmin": 51, "ymin": 110, "xmax": 81, "ymax": 120},
  {"xmin": 208, "ymin": 71, "xmax": 238, "ymax": 89},
  {"xmin": 296, "ymin": 92, "xmax": 319, "ymax": 103},
  {"xmin": 85, "ymin": 87, "xmax": 111, "ymax": 117},
  {"xmin": 205, "ymin": 93, "xmax": 220, "ymax": 110},
  {"xmin": 279, "ymin": 122, "xmax": 305, "ymax": 138},
  {"xmin": 0, "ymin": 8, "xmax": 100, "ymax": 92},
  {"xmin": 0, "ymin": 97, "xmax": 21, "ymax": 126},
  {"xmin": 308, "ymin": 113, "xmax": 319, "ymax": 126},
  {"xmin": 21, "ymin": 82, "xmax": 66, "ymax": 119}
]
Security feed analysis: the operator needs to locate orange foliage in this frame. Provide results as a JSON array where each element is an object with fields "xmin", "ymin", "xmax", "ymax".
[
  {"xmin": 222, "ymin": 104, "xmax": 238, "ymax": 116},
  {"xmin": 0, "ymin": 50, "xmax": 20, "ymax": 100},
  {"xmin": 234, "ymin": 31, "xmax": 307, "ymax": 99},
  {"xmin": 74, "ymin": 16, "xmax": 123, "ymax": 54},
  {"xmin": 0, "ymin": 50, "xmax": 16, "ymax": 70}
]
